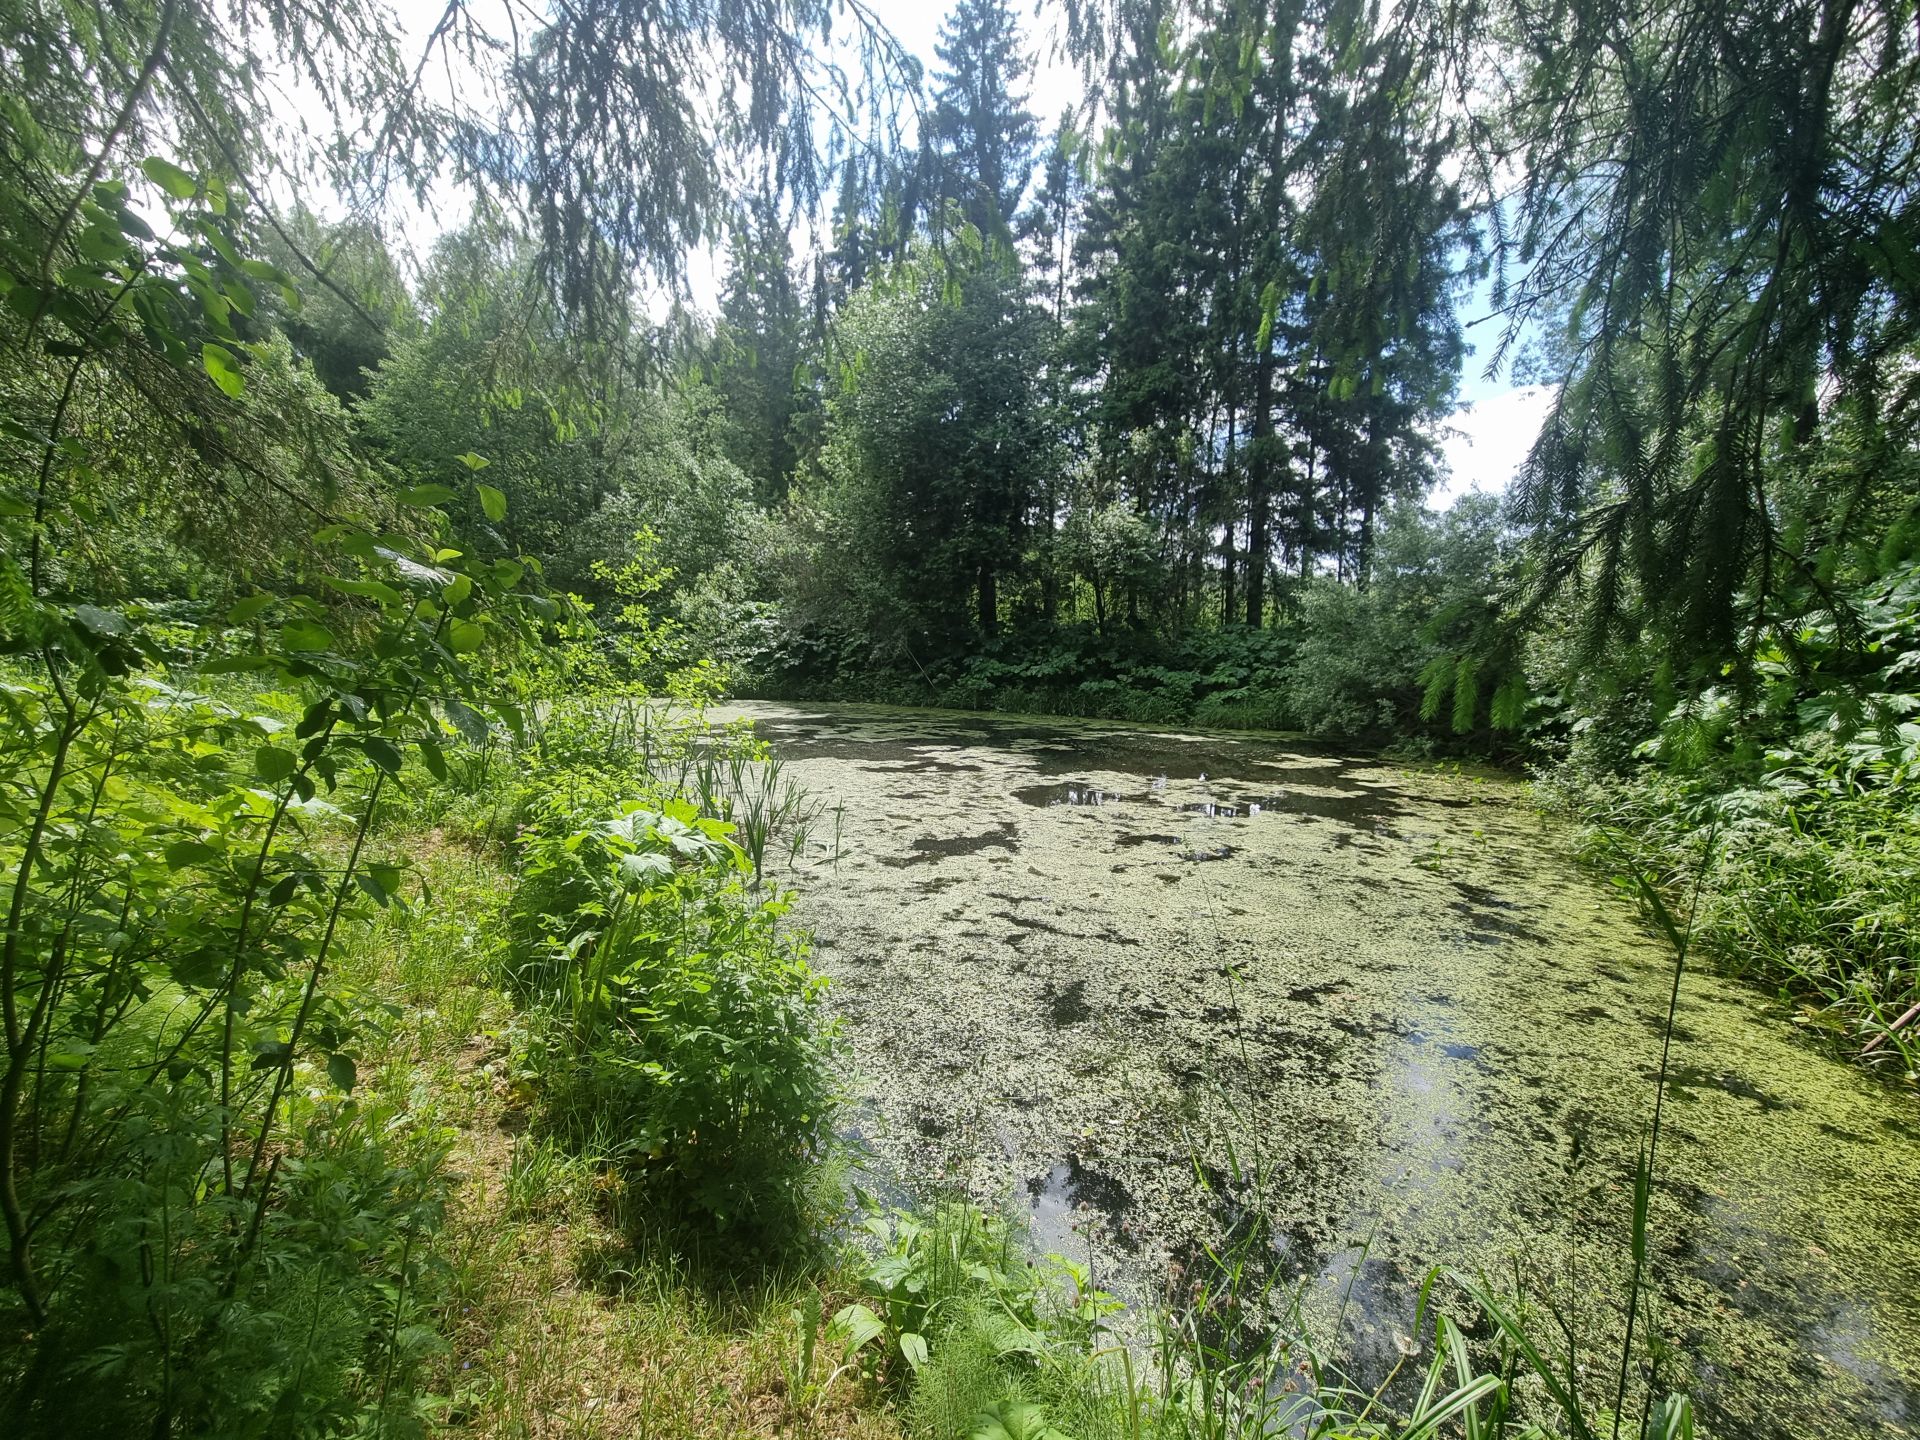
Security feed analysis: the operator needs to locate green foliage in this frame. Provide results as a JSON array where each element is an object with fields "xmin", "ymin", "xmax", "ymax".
[
  {"xmin": 0, "ymin": 142, "xmax": 557, "ymax": 1435},
  {"xmin": 811, "ymin": 247, "xmax": 1058, "ymax": 645},
  {"xmin": 1541, "ymin": 556, "xmax": 1920, "ymax": 1082},
  {"xmin": 504, "ymin": 760, "xmax": 836, "ymax": 1244},
  {"xmin": 927, "ymin": 0, "xmax": 1040, "ymax": 247},
  {"xmin": 1, "ymin": 0, "xmax": 1915, "ymax": 1428},
  {"xmin": 841, "ymin": 1194, "xmax": 1572, "ymax": 1440},
  {"xmin": 0, "ymin": 554, "xmax": 535, "ymax": 1426},
  {"xmin": 707, "ymin": 198, "xmax": 818, "ymax": 507},
  {"xmin": 250, "ymin": 208, "xmax": 418, "ymax": 402},
  {"xmin": 741, "ymin": 497, "xmax": 1527, "ymax": 748}
]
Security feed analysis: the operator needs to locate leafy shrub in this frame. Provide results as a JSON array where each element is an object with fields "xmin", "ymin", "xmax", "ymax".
[
  {"xmin": 836, "ymin": 1195, "xmax": 1565, "ymax": 1440},
  {"xmin": 509, "ymin": 797, "xmax": 836, "ymax": 1242},
  {"xmin": 1545, "ymin": 561, "xmax": 1920, "ymax": 1077}
]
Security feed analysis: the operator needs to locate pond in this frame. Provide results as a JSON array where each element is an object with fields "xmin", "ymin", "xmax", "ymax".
[{"xmin": 717, "ymin": 700, "xmax": 1920, "ymax": 1439}]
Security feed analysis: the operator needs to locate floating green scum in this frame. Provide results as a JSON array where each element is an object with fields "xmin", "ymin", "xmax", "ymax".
[{"xmin": 719, "ymin": 700, "xmax": 1920, "ymax": 1440}]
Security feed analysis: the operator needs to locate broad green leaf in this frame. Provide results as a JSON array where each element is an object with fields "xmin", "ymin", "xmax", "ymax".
[
  {"xmin": 361, "ymin": 736, "xmax": 404, "ymax": 775},
  {"xmin": 238, "ymin": 258, "xmax": 294, "ymax": 285},
  {"xmin": 326, "ymin": 1053, "xmax": 358, "ymax": 1093},
  {"xmin": 281, "ymin": 619, "xmax": 334, "ymax": 652},
  {"xmin": 201, "ymin": 341, "xmax": 244, "ymax": 397},
  {"xmin": 164, "ymin": 840, "xmax": 221, "ymax": 869},
  {"xmin": 448, "ymin": 617, "xmax": 484, "ymax": 654},
  {"xmin": 968, "ymin": 1402, "xmax": 1066, "ymax": 1440},
  {"xmin": 477, "ymin": 483, "xmax": 507, "ymax": 522},
  {"xmin": 400, "ymin": 483, "xmax": 458, "ymax": 507},
  {"xmin": 141, "ymin": 156, "xmax": 197, "ymax": 199},
  {"xmin": 618, "ymin": 852, "xmax": 674, "ymax": 887},
  {"xmin": 898, "ymin": 1332, "xmax": 929, "ymax": 1372},
  {"xmin": 458, "ymin": 451, "xmax": 491, "ymax": 470},
  {"xmin": 201, "ymin": 655, "xmax": 274, "ymax": 674},
  {"xmin": 254, "ymin": 745, "xmax": 297, "ymax": 783},
  {"xmin": 829, "ymin": 1303, "xmax": 886, "ymax": 1356},
  {"xmin": 326, "ymin": 576, "xmax": 405, "ymax": 605},
  {"xmin": 73, "ymin": 603, "xmax": 130, "ymax": 636},
  {"xmin": 444, "ymin": 697, "xmax": 488, "ymax": 745}
]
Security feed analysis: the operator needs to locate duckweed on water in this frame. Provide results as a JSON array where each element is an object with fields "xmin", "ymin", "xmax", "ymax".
[{"xmin": 718, "ymin": 700, "xmax": 1920, "ymax": 1440}]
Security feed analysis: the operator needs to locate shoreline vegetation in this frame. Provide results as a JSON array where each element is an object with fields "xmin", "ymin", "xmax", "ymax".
[
  {"xmin": 4, "ymin": 0, "xmax": 1917, "ymax": 1432},
  {"xmin": 238, "ymin": 693, "xmax": 1723, "ymax": 1440}
]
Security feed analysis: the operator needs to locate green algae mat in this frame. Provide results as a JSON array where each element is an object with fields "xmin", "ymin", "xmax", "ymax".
[{"xmin": 718, "ymin": 701, "xmax": 1920, "ymax": 1440}]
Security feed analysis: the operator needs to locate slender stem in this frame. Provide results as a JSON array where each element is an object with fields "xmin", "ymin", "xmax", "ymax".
[
  {"xmin": 0, "ymin": 697, "xmax": 81, "ymax": 1325},
  {"xmin": 217, "ymin": 733, "xmax": 330, "ymax": 1198},
  {"xmin": 235, "ymin": 767, "xmax": 386, "ymax": 1221},
  {"xmin": 28, "ymin": 359, "xmax": 85, "ymax": 596},
  {"xmin": 236, "ymin": 608, "xmax": 450, "ymax": 1246},
  {"xmin": 1609, "ymin": 817, "xmax": 1717, "ymax": 1438}
]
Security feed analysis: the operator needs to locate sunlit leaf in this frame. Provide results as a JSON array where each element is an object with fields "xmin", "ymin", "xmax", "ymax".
[
  {"xmin": 327, "ymin": 1053, "xmax": 358, "ymax": 1093},
  {"xmin": 141, "ymin": 156, "xmax": 197, "ymax": 199},
  {"xmin": 448, "ymin": 617, "xmax": 484, "ymax": 653},
  {"xmin": 281, "ymin": 619, "xmax": 334, "ymax": 652},
  {"xmin": 201, "ymin": 341, "xmax": 244, "ymax": 397}
]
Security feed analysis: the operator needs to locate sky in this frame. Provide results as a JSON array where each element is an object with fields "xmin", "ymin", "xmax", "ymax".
[{"xmin": 322, "ymin": 0, "xmax": 1551, "ymax": 507}]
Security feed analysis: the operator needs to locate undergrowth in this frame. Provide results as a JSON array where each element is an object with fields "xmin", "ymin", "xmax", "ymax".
[{"xmin": 1541, "ymin": 562, "xmax": 1920, "ymax": 1084}]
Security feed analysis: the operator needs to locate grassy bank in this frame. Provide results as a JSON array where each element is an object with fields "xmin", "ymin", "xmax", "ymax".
[{"xmin": 343, "ymin": 836, "xmax": 902, "ymax": 1439}]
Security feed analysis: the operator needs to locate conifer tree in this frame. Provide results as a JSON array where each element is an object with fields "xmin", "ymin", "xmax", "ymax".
[
  {"xmin": 710, "ymin": 196, "xmax": 814, "ymax": 506},
  {"xmin": 927, "ymin": 0, "xmax": 1041, "ymax": 245}
]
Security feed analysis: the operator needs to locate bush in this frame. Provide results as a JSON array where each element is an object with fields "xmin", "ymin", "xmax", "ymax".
[
  {"xmin": 509, "ymin": 795, "xmax": 837, "ymax": 1243},
  {"xmin": 1543, "ymin": 563, "xmax": 1920, "ymax": 1077},
  {"xmin": 1550, "ymin": 728, "xmax": 1920, "ymax": 1078}
]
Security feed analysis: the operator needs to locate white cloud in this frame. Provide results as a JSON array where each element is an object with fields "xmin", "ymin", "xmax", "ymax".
[{"xmin": 1433, "ymin": 383, "xmax": 1557, "ymax": 509}]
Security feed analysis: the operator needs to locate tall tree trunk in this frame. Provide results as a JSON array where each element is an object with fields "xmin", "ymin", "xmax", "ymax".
[
  {"xmin": 978, "ymin": 564, "xmax": 998, "ymax": 635},
  {"xmin": 1356, "ymin": 494, "xmax": 1377, "ymax": 591},
  {"xmin": 1220, "ymin": 405, "xmax": 1237, "ymax": 623},
  {"xmin": 1300, "ymin": 433, "xmax": 1317, "ymax": 580},
  {"xmin": 1246, "ymin": 346, "xmax": 1274, "ymax": 627},
  {"xmin": 1222, "ymin": 525, "xmax": 1236, "ymax": 624},
  {"xmin": 1041, "ymin": 484, "xmax": 1059, "ymax": 623}
]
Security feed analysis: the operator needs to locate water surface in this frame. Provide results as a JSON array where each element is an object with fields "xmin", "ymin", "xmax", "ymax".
[{"xmin": 720, "ymin": 701, "xmax": 1920, "ymax": 1439}]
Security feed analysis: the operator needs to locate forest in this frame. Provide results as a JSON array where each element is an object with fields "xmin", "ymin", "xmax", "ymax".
[{"xmin": 1, "ymin": 0, "xmax": 1917, "ymax": 1436}]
